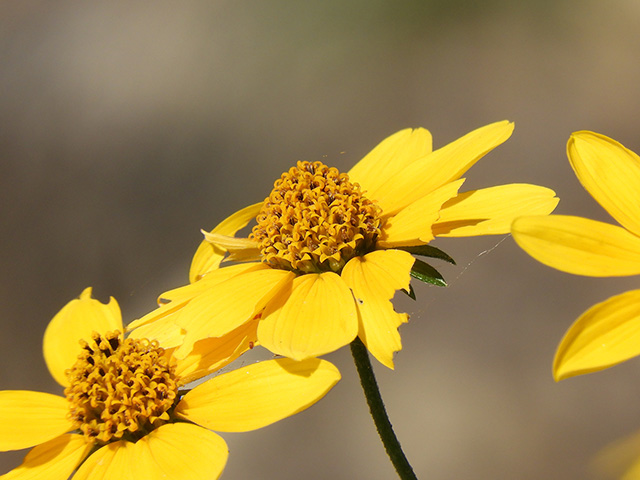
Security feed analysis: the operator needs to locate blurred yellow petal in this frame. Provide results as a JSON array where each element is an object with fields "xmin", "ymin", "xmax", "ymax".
[
  {"xmin": 175, "ymin": 264, "xmax": 295, "ymax": 358},
  {"xmin": 0, "ymin": 391, "xmax": 72, "ymax": 451},
  {"xmin": 378, "ymin": 179, "xmax": 463, "ymax": 248},
  {"xmin": 348, "ymin": 128, "xmax": 432, "ymax": 195},
  {"xmin": 341, "ymin": 250, "xmax": 414, "ymax": 369},
  {"xmin": 371, "ymin": 121, "xmax": 514, "ymax": 216},
  {"xmin": 175, "ymin": 319, "xmax": 259, "ymax": 384},
  {"xmin": 176, "ymin": 357, "xmax": 340, "ymax": 432},
  {"xmin": 0, "ymin": 434, "xmax": 90, "ymax": 480},
  {"xmin": 126, "ymin": 312, "xmax": 185, "ymax": 349},
  {"xmin": 568, "ymin": 131, "xmax": 640, "ymax": 237},
  {"xmin": 591, "ymin": 429, "xmax": 640, "ymax": 480},
  {"xmin": 553, "ymin": 289, "xmax": 640, "ymax": 380},
  {"xmin": 258, "ymin": 272, "xmax": 358, "ymax": 360},
  {"xmin": 433, "ymin": 184, "xmax": 559, "ymax": 237},
  {"xmin": 43, "ymin": 287, "xmax": 122, "ymax": 387},
  {"xmin": 512, "ymin": 215, "xmax": 640, "ymax": 276},
  {"xmin": 190, "ymin": 202, "xmax": 262, "ymax": 283}
]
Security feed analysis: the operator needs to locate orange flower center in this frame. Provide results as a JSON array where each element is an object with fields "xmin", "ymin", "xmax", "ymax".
[
  {"xmin": 250, "ymin": 160, "xmax": 382, "ymax": 273},
  {"xmin": 64, "ymin": 330, "xmax": 179, "ymax": 444}
]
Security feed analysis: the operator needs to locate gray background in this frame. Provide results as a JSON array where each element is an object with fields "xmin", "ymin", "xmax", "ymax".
[{"xmin": 2, "ymin": 1, "xmax": 640, "ymax": 478}]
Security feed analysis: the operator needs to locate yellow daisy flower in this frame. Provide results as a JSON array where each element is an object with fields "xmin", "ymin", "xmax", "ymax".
[
  {"xmin": 512, "ymin": 131, "xmax": 640, "ymax": 381},
  {"xmin": 0, "ymin": 288, "xmax": 340, "ymax": 479},
  {"xmin": 133, "ymin": 121, "xmax": 558, "ymax": 369}
]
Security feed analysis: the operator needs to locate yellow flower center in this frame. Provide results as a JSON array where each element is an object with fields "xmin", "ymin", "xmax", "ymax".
[
  {"xmin": 250, "ymin": 160, "xmax": 382, "ymax": 273},
  {"xmin": 64, "ymin": 330, "xmax": 179, "ymax": 444}
]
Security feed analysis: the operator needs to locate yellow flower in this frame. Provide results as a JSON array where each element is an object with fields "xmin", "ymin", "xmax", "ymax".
[
  {"xmin": 134, "ymin": 121, "xmax": 558, "ymax": 369},
  {"xmin": 0, "ymin": 288, "xmax": 340, "ymax": 479},
  {"xmin": 512, "ymin": 131, "xmax": 640, "ymax": 381}
]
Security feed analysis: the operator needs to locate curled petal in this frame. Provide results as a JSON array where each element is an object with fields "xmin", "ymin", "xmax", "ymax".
[
  {"xmin": 568, "ymin": 131, "xmax": 640, "ymax": 237},
  {"xmin": 512, "ymin": 215, "xmax": 640, "ymax": 277},
  {"xmin": 554, "ymin": 289, "xmax": 640, "ymax": 380},
  {"xmin": 190, "ymin": 202, "xmax": 263, "ymax": 283}
]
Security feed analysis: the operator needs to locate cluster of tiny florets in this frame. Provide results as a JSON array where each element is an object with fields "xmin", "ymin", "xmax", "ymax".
[
  {"xmin": 64, "ymin": 330, "xmax": 179, "ymax": 444},
  {"xmin": 250, "ymin": 160, "xmax": 382, "ymax": 273}
]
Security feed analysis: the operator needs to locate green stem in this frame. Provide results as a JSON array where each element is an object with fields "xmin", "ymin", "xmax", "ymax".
[{"xmin": 350, "ymin": 337, "xmax": 418, "ymax": 480}]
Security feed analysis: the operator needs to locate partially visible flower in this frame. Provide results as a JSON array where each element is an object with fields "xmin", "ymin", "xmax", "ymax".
[
  {"xmin": 133, "ymin": 121, "xmax": 558, "ymax": 369},
  {"xmin": 0, "ymin": 288, "xmax": 340, "ymax": 479},
  {"xmin": 512, "ymin": 131, "xmax": 640, "ymax": 381}
]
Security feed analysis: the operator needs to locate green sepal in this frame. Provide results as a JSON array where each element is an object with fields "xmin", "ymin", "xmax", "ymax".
[
  {"xmin": 396, "ymin": 245, "xmax": 456, "ymax": 265},
  {"xmin": 401, "ymin": 283, "xmax": 416, "ymax": 300},
  {"xmin": 410, "ymin": 259, "xmax": 447, "ymax": 287}
]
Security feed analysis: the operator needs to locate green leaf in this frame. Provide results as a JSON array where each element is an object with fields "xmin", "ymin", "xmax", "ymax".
[
  {"xmin": 401, "ymin": 283, "xmax": 416, "ymax": 300},
  {"xmin": 410, "ymin": 259, "xmax": 447, "ymax": 287},
  {"xmin": 396, "ymin": 245, "xmax": 456, "ymax": 264}
]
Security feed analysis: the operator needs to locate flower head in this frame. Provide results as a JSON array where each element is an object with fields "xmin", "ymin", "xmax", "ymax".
[
  {"xmin": 512, "ymin": 131, "xmax": 640, "ymax": 381},
  {"xmin": 135, "ymin": 121, "xmax": 558, "ymax": 369},
  {"xmin": 0, "ymin": 288, "xmax": 340, "ymax": 479}
]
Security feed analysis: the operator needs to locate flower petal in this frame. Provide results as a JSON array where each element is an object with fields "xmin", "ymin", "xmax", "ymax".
[
  {"xmin": 512, "ymin": 215, "xmax": 640, "ymax": 276},
  {"xmin": 568, "ymin": 131, "xmax": 640, "ymax": 237},
  {"xmin": 174, "ymin": 319, "xmax": 259, "ymax": 384},
  {"xmin": 0, "ymin": 391, "xmax": 72, "ymax": 451},
  {"xmin": 378, "ymin": 179, "xmax": 464, "ymax": 248},
  {"xmin": 189, "ymin": 202, "xmax": 263, "ymax": 283},
  {"xmin": 175, "ymin": 264, "xmax": 295, "ymax": 358},
  {"xmin": 74, "ymin": 424, "xmax": 228, "ymax": 480},
  {"xmin": 433, "ymin": 184, "xmax": 559, "ymax": 237},
  {"xmin": 258, "ymin": 272, "xmax": 358, "ymax": 360},
  {"xmin": 0, "ymin": 434, "xmax": 91, "ymax": 480},
  {"xmin": 553, "ymin": 289, "xmax": 640, "ymax": 380},
  {"xmin": 43, "ymin": 287, "xmax": 123, "ymax": 387},
  {"xmin": 370, "ymin": 121, "xmax": 514, "ymax": 216},
  {"xmin": 341, "ymin": 250, "xmax": 414, "ymax": 369},
  {"xmin": 175, "ymin": 357, "xmax": 340, "ymax": 432},
  {"xmin": 348, "ymin": 128, "xmax": 432, "ymax": 195}
]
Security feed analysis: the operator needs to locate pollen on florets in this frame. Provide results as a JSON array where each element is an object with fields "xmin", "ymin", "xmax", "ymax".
[
  {"xmin": 64, "ymin": 330, "xmax": 179, "ymax": 445},
  {"xmin": 250, "ymin": 160, "xmax": 382, "ymax": 273}
]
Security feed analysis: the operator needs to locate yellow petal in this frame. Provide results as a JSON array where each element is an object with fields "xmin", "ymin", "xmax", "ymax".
[
  {"xmin": 200, "ymin": 231, "xmax": 261, "ymax": 262},
  {"xmin": 175, "ymin": 357, "xmax": 340, "ymax": 432},
  {"xmin": 591, "ymin": 429, "xmax": 640, "ymax": 480},
  {"xmin": 73, "ymin": 424, "xmax": 228, "ymax": 480},
  {"xmin": 378, "ymin": 179, "xmax": 464, "ymax": 248},
  {"xmin": 189, "ymin": 202, "xmax": 263, "ymax": 283},
  {"xmin": 43, "ymin": 287, "xmax": 122, "ymax": 387},
  {"xmin": 258, "ymin": 272, "xmax": 358, "ymax": 360},
  {"xmin": 433, "ymin": 184, "xmax": 559, "ymax": 237},
  {"xmin": 127, "ymin": 263, "xmax": 258, "ymax": 332},
  {"xmin": 371, "ymin": 121, "xmax": 514, "ymax": 216},
  {"xmin": 0, "ymin": 434, "xmax": 91, "ymax": 480},
  {"xmin": 568, "ymin": 131, "xmax": 640, "ymax": 237},
  {"xmin": 348, "ymin": 128, "xmax": 432, "ymax": 195},
  {"xmin": 512, "ymin": 215, "xmax": 640, "ymax": 276},
  {"xmin": 175, "ymin": 264, "xmax": 295, "ymax": 358},
  {"xmin": 553, "ymin": 289, "xmax": 640, "ymax": 381},
  {"xmin": 174, "ymin": 319, "xmax": 259, "ymax": 384},
  {"xmin": 341, "ymin": 250, "xmax": 414, "ymax": 369},
  {"xmin": 0, "ymin": 391, "xmax": 72, "ymax": 451}
]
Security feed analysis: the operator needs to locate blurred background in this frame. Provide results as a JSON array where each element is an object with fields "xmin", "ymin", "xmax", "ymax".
[{"xmin": 2, "ymin": 1, "xmax": 640, "ymax": 478}]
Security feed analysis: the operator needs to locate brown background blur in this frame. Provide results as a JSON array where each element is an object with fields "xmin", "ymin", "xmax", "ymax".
[{"xmin": 2, "ymin": 1, "xmax": 640, "ymax": 478}]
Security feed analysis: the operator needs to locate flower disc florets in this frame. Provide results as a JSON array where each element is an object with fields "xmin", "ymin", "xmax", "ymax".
[
  {"xmin": 250, "ymin": 160, "xmax": 382, "ymax": 273},
  {"xmin": 64, "ymin": 330, "xmax": 179, "ymax": 444}
]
